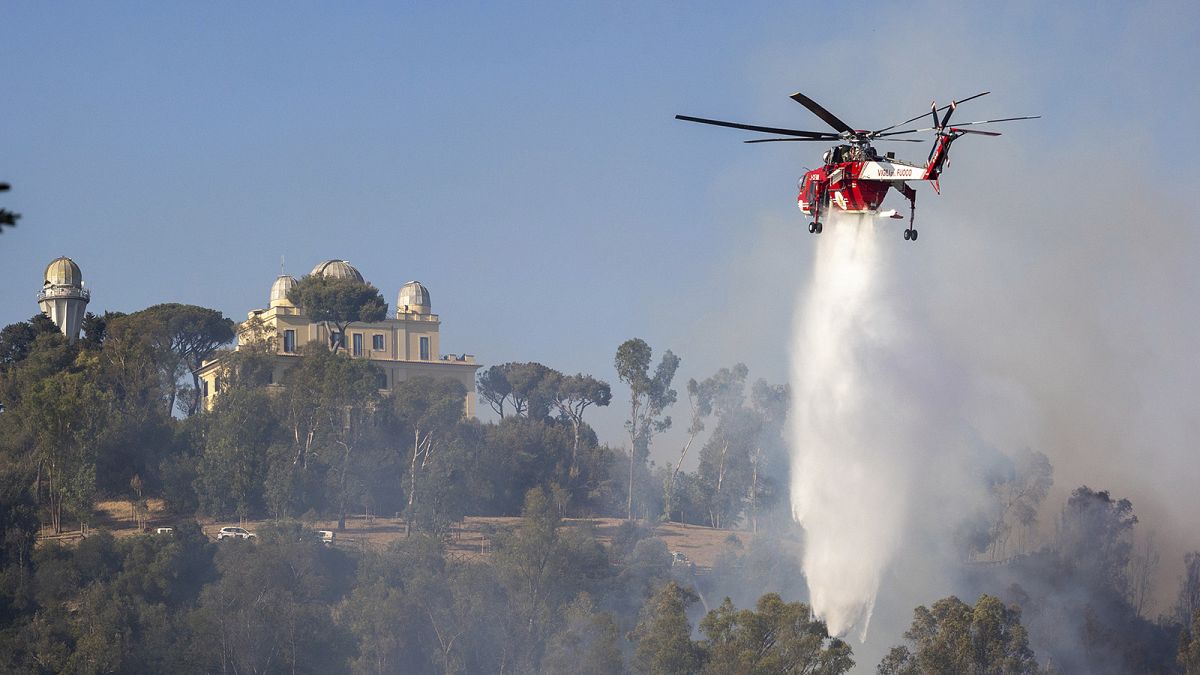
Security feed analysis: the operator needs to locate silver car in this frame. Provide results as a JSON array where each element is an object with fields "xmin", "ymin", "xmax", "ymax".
[{"xmin": 216, "ymin": 526, "xmax": 256, "ymax": 540}]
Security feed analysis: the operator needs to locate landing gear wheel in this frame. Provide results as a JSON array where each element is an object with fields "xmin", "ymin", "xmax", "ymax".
[
  {"xmin": 808, "ymin": 222, "xmax": 816, "ymax": 234},
  {"xmin": 911, "ymin": 229, "xmax": 918, "ymax": 241},
  {"xmin": 903, "ymin": 229, "xmax": 911, "ymax": 241},
  {"xmin": 814, "ymin": 221, "xmax": 823, "ymax": 234}
]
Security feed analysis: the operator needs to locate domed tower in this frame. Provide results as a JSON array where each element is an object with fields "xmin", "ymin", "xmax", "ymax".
[
  {"xmin": 310, "ymin": 259, "xmax": 364, "ymax": 282},
  {"xmin": 269, "ymin": 274, "xmax": 297, "ymax": 310},
  {"xmin": 37, "ymin": 256, "xmax": 90, "ymax": 343},
  {"xmin": 396, "ymin": 280, "xmax": 431, "ymax": 316}
]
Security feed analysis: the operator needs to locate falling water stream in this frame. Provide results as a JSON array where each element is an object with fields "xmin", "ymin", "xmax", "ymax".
[{"xmin": 789, "ymin": 213, "xmax": 928, "ymax": 640}]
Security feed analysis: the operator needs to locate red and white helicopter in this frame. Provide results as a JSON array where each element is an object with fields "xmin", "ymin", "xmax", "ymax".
[{"xmin": 677, "ymin": 91, "xmax": 1038, "ymax": 241}]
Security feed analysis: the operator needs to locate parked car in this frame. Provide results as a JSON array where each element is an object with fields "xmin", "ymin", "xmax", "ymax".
[
  {"xmin": 317, "ymin": 530, "xmax": 335, "ymax": 546},
  {"xmin": 155, "ymin": 527, "xmax": 174, "ymax": 535},
  {"xmin": 216, "ymin": 526, "xmax": 256, "ymax": 540}
]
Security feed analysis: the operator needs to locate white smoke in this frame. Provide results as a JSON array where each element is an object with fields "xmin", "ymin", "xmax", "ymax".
[{"xmin": 788, "ymin": 213, "xmax": 970, "ymax": 640}]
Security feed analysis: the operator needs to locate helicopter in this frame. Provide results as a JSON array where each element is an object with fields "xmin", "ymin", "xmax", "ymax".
[{"xmin": 676, "ymin": 91, "xmax": 1038, "ymax": 241}]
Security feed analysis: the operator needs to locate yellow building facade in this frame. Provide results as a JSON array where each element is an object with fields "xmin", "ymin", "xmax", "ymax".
[{"xmin": 198, "ymin": 259, "xmax": 478, "ymax": 415}]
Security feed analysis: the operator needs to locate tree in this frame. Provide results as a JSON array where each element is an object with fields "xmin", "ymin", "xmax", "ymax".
[
  {"xmin": 0, "ymin": 314, "xmax": 60, "ymax": 367},
  {"xmin": 286, "ymin": 274, "xmax": 388, "ymax": 354},
  {"xmin": 477, "ymin": 364, "xmax": 514, "ymax": 417},
  {"xmin": 340, "ymin": 538, "xmax": 447, "ymax": 673},
  {"xmin": 987, "ymin": 449, "xmax": 1054, "ymax": 559},
  {"xmin": 746, "ymin": 379, "xmax": 789, "ymax": 531},
  {"xmin": 188, "ymin": 522, "xmax": 353, "ymax": 673},
  {"xmin": 631, "ymin": 581, "xmax": 702, "ymax": 675},
  {"xmin": 476, "ymin": 362, "xmax": 559, "ymax": 419},
  {"xmin": 700, "ymin": 593, "xmax": 853, "ymax": 674},
  {"xmin": 615, "ymin": 338, "xmax": 678, "ymax": 520},
  {"xmin": 1178, "ymin": 552, "xmax": 1200, "ymax": 628},
  {"xmin": 0, "ymin": 458, "xmax": 39, "ymax": 569},
  {"xmin": 129, "ymin": 304, "xmax": 235, "ymax": 416},
  {"xmin": 79, "ymin": 311, "xmax": 117, "ymax": 350},
  {"xmin": 879, "ymin": 594, "xmax": 1040, "ymax": 675},
  {"xmin": 0, "ymin": 181, "xmax": 19, "ymax": 235},
  {"xmin": 20, "ymin": 368, "xmax": 107, "ymax": 533},
  {"xmin": 664, "ymin": 374, "xmax": 716, "ymax": 523},
  {"xmin": 1181, "ymin": 610, "xmax": 1200, "ymax": 674},
  {"xmin": 393, "ymin": 376, "xmax": 467, "ymax": 534},
  {"xmin": 541, "ymin": 593, "xmax": 624, "ymax": 675},
  {"xmin": 265, "ymin": 347, "xmax": 383, "ymax": 525},
  {"xmin": 1057, "ymin": 486, "xmax": 1138, "ymax": 594},
  {"xmin": 550, "ymin": 372, "xmax": 612, "ymax": 484},
  {"xmin": 195, "ymin": 386, "xmax": 275, "ymax": 520}
]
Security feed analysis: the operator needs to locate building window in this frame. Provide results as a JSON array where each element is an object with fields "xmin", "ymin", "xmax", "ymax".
[
  {"xmin": 283, "ymin": 329, "xmax": 296, "ymax": 353},
  {"xmin": 352, "ymin": 333, "xmax": 363, "ymax": 357},
  {"xmin": 330, "ymin": 332, "xmax": 344, "ymax": 350},
  {"xmin": 202, "ymin": 379, "xmax": 209, "ymax": 398},
  {"xmin": 420, "ymin": 336, "xmax": 430, "ymax": 360},
  {"xmin": 372, "ymin": 334, "xmax": 384, "ymax": 351}
]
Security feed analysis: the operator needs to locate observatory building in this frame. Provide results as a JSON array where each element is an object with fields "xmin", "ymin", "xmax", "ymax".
[
  {"xmin": 37, "ymin": 256, "xmax": 90, "ymax": 343},
  {"xmin": 197, "ymin": 259, "xmax": 478, "ymax": 415}
]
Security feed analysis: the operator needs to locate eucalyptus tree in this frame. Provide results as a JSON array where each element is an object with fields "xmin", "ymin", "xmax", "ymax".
[
  {"xmin": 878, "ymin": 595, "xmax": 1039, "ymax": 675},
  {"xmin": 615, "ymin": 338, "xmax": 678, "ymax": 521},
  {"xmin": 393, "ymin": 376, "xmax": 466, "ymax": 534},
  {"xmin": 274, "ymin": 347, "xmax": 383, "ymax": 527}
]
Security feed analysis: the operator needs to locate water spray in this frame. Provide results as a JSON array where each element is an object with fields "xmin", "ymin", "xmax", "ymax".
[{"xmin": 789, "ymin": 213, "xmax": 931, "ymax": 640}]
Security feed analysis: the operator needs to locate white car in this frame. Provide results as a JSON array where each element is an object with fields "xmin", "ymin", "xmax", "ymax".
[
  {"xmin": 317, "ymin": 530, "xmax": 335, "ymax": 546},
  {"xmin": 216, "ymin": 526, "xmax": 256, "ymax": 540}
]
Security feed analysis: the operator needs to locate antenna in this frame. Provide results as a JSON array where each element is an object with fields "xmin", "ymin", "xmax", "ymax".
[{"xmin": 280, "ymin": 255, "xmax": 285, "ymax": 275}]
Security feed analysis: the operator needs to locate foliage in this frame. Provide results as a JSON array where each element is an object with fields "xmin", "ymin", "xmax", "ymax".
[
  {"xmin": 878, "ymin": 594, "xmax": 1040, "ymax": 675},
  {"xmin": 700, "ymin": 593, "xmax": 853, "ymax": 674},
  {"xmin": 124, "ymin": 304, "xmax": 235, "ymax": 416},
  {"xmin": 0, "ymin": 314, "xmax": 59, "ymax": 367},
  {"xmin": 1181, "ymin": 610, "xmax": 1200, "ymax": 674},
  {"xmin": 615, "ymin": 338, "xmax": 679, "ymax": 520},
  {"xmin": 286, "ymin": 274, "xmax": 387, "ymax": 353},
  {"xmin": 1057, "ymin": 486, "xmax": 1137, "ymax": 594},
  {"xmin": 394, "ymin": 376, "xmax": 467, "ymax": 534},
  {"xmin": 541, "ymin": 593, "xmax": 624, "ymax": 674},
  {"xmin": 0, "ymin": 181, "xmax": 18, "ymax": 235},
  {"xmin": 631, "ymin": 581, "xmax": 702, "ymax": 674}
]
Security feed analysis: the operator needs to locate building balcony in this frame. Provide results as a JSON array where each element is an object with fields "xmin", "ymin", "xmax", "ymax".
[{"xmin": 37, "ymin": 287, "xmax": 91, "ymax": 302}]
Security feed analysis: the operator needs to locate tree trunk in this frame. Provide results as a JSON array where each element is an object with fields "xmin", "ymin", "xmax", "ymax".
[
  {"xmin": 626, "ymin": 398, "xmax": 640, "ymax": 521},
  {"xmin": 665, "ymin": 429, "xmax": 699, "ymax": 523},
  {"xmin": 711, "ymin": 441, "xmax": 729, "ymax": 529},
  {"xmin": 749, "ymin": 448, "xmax": 759, "ymax": 533}
]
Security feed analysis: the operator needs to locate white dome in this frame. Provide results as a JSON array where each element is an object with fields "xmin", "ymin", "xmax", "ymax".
[
  {"xmin": 397, "ymin": 280, "xmax": 431, "ymax": 315},
  {"xmin": 270, "ymin": 274, "xmax": 296, "ymax": 306},
  {"xmin": 310, "ymin": 259, "xmax": 364, "ymax": 282},
  {"xmin": 44, "ymin": 256, "xmax": 83, "ymax": 288}
]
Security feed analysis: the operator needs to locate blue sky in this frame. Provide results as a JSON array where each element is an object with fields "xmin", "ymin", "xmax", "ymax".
[{"xmin": 3, "ymin": 1, "xmax": 1198, "ymax": 464}]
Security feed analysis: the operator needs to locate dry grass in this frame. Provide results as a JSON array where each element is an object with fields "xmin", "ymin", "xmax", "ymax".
[{"xmin": 45, "ymin": 504, "xmax": 754, "ymax": 568}]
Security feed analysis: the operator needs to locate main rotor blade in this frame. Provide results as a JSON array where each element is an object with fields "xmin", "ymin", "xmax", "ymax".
[
  {"xmin": 950, "ymin": 128, "xmax": 1002, "ymax": 136},
  {"xmin": 875, "ymin": 115, "xmax": 1040, "ymax": 137},
  {"xmin": 873, "ymin": 91, "xmax": 990, "ymax": 134},
  {"xmin": 743, "ymin": 137, "xmax": 838, "ymax": 143},
  {"xmin": 943, "ymin": 115, "xmax": 1040, "ymax": 127},
  {"xmin": 789, "ymin": 92, "xmax": 854, "ymax": 134},
  {"xmin": 675, "ymin": 114, "xmax": 837, "ymax": 138}
]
